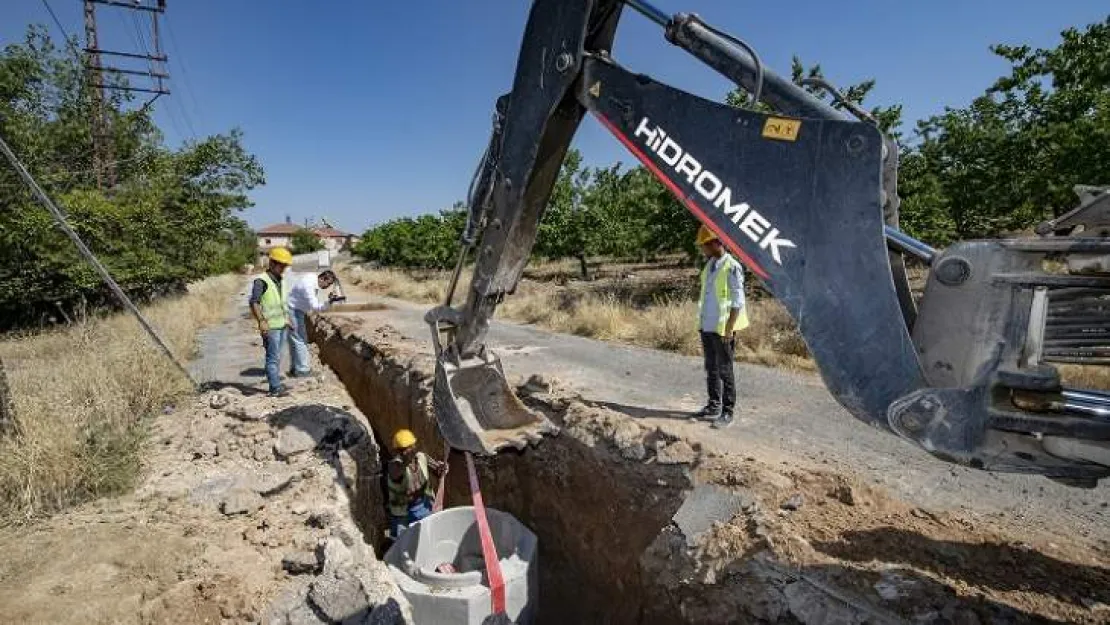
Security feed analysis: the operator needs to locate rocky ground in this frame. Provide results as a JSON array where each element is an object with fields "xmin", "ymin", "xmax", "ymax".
[
  {"xmin": 311, "ymin": 293, "xmax": 1110, "ymax": 624},
  {"xmin": 0, "ymin": 284, "xmax": 412, "ymax": 625},
  {"xmin": 4, "ymin": 268, "xmax": 1110, "ymax": 625}
]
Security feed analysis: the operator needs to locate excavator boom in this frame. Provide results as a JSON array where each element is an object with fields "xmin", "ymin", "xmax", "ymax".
[{"xmin": 425, "ymin": 0, "xmax": 1110, "ymax": 486}]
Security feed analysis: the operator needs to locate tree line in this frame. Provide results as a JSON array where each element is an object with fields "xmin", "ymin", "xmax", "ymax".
[
  {"xmin": 354, "ymin": 17, "xmax": 1109, "ymax": 276},
  {"xmin": 0, "ymin": 26, "xmax": 264, "ymax": 330}
]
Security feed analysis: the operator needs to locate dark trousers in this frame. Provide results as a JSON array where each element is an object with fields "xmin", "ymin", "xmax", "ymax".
[{"xmin": 700, "ymin": 331, "xmax": 736, "ymax": 414}]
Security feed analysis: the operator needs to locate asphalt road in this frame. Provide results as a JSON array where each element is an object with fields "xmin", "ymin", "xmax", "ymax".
[{"xmin": 335, "ymin": 288, "xmax": 1110, "ymax": 545}]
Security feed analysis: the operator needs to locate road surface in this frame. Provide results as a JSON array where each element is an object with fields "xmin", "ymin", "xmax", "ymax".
[{"xmin": 338, "ymin": 289, "xmax": 1110, "ymax": 545}]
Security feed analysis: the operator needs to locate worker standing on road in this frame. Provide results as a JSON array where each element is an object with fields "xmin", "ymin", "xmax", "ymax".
[
  {"xmin": 249, "ymin": 247, "xmax": 294, "ymax": 397},
  {"xmin": 386, "ymin": 429, "xmax": 447, "ymax": 538},
  {"xmin": 286, "ymin": 270, "xmax": 340, "ymax": 378},
  {"xmin": 692, "ymin": 225, "xmax": 748, "ymax": 429}
]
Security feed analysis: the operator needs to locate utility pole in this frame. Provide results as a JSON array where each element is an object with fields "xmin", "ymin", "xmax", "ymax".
[
  {"xmin": 82, "ymin": 0, "xmax": 112, "ymax": 189},
  {"xmin": 82, "ymin": 0, "xmax": 170, "ymax": 190}
]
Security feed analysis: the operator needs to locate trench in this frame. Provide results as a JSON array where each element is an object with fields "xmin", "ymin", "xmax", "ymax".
[
  {"xmin": 308, "ymin": 312, "xmax": 700, "ymax": 624},
  {"xmin": 303, "ymin": 303, "xmax": 1104, "ymax": 625}
]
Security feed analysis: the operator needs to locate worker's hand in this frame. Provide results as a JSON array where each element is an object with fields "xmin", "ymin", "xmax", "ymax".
[{"xmin": 257, "ymin": 320, "xmax": 268, "ymax": 338}]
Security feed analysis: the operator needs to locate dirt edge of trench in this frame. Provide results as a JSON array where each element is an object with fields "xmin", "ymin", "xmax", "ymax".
[{"xmin": 310, "ymin": 311, "xmax": 1110, "ymax": 625}]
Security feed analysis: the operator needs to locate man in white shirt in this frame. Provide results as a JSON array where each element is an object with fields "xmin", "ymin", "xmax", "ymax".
[
  {"xmin": 692, "ymin": 225, "xmax": 749, "ymax": 429},
  {"xmin": 286, "ymin": 270, "xmax": 338, "ymax": 377}
]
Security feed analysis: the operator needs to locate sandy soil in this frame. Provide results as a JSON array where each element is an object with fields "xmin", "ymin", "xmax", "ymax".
[{"xmin": 0, "ymin": 284, "xmax": 407, "ymax": 625}]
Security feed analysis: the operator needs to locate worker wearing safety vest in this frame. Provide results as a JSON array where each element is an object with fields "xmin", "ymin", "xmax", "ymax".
[
  {"xmin": 249, "ymin": 247, "xmax": 294, "ymax": 397},
  {"xmin": 692, "ymin": 225, "xmax": 749, "ymax": 429},
  {"xmin": 386, "ymin": 429, "xmax": 447, "ymax": 539}
]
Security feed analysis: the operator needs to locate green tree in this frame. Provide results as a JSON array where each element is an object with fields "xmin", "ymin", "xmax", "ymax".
[
  {"xmin": 290, "ymin": 228, "xmax": 325, "ymax": 255},
  {"xmin": 353, "ymin": 207, "xmax": 465, "ymax": 269},
  {"xmin": 0, "ymin": 26, "xmax": 264, "ymax": 329},
  {"xmin": 534, "ymin": 149, "xmax": 614, "ymax": 278},
  {"xmin": 907, "ymin": 17, "xmax": 1110, "ymax": 240},
  {"xmin": 725, "ymin": 56, "xmax": 904, "ymax": 137}
]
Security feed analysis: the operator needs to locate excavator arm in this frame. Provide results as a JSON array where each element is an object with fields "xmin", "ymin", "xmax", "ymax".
[{"xmin": 425, "ymin": 0, "xmax": 1110, "ymax": 486}]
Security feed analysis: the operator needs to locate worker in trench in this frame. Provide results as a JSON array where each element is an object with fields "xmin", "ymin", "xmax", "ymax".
[
  {"xmin": 249, "ymin": 247, "xmax": 294, "ymax": 398},
  {"xmin": 285, "ymin": 269, "xmax": 340, "ymax": 378},
  {"xmin": 386, "ymin": 429, "xmax": 448, "ymax": 538},
  {"xmin": 691, "ymin": 225, "xmax": 749, "ymax": 429}
]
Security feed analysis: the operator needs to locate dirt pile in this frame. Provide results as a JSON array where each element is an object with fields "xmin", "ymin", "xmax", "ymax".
[
  {"xmin": 311, "ymin": 310, "xmax": 1110, "ymax": 625},
  {"xmin": 0, "ymin": 355, "xmax": 411, "ymax": 625}
]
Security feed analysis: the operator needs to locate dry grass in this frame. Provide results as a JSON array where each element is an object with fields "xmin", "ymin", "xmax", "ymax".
[
  {"xmin": 0, "ymin": 274, "xmax": 240, "ymax": 525},
  {"xmin": 342, "ymin": 262, "xmax": 816, "ymax": 371},
  {"xmin": 343, "ymin": 265, "xmax": 457, "ymax": 304}
]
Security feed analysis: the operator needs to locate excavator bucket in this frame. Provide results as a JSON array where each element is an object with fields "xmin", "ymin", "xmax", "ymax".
[{"xmin": 431, "ymin": 349, "xmax": 558, "ymax": 456}]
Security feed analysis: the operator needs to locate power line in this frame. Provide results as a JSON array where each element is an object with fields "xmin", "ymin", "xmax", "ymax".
[
  {"xmin": 117, "ymin": 6, "xmax": 197, "ymax": 141},
  {"xmin": 115, "ymin": 9, "xmax": 144, "ymax": 57},
  {"xmin": 170, "ymin": 88, "xmax": 199, "ymax": 139},
  {"xmin": 164, "ymin": 17, "xmax": 203, "ymax": 124},
  {"xmin": 130, "ymin": 11, "xmax": 153, "ymax": 60},
  {"xmin": 161, "ymin": 94, "xmax": 189, "ymax": 141},
  {"xmin": 40, "ymin": 0, "xmax": 82, "ymax": 60}
]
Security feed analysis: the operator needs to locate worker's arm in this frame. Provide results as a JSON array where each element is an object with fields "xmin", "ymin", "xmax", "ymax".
[
  {"xmin": 723, "ymin": 263, "xmax": 745, "ymax": 340},
  {"xmin": 426, "ymin": 454, "xmax": 449, "ymax": 477},
  {"xmin": 305, "ymin": 277, "xmax": 329, "ymax": 312},
  {"xmin": 248, "ymin": 278, "xmax": 268, "ymax": 337}
]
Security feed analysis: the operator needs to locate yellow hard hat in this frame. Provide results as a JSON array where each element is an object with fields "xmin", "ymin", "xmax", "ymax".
[
  {"xmin": 269, "ymin": 247, "xmax": 293, "ymax": 265},
  {"xmin": 392, "ymin": 429, "xmax": 417, "ymax": 450},
  {"xmin": 695, "ymin": 225, "xmax": 719, "ymax": 246}
]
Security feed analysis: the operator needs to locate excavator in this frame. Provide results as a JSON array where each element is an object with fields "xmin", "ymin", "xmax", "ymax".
[{"xmin": 424, "ymin": 0, "xmax": 1110, "ymax": 488}]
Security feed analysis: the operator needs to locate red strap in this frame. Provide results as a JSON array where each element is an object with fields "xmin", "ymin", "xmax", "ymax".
[
  {"xmin": 432, "ymin": 443, "xmax": 450, "ymax": 513},
  {"xmin": 465, "ymin": 452, "xmax": 506, "ymax": 615}
]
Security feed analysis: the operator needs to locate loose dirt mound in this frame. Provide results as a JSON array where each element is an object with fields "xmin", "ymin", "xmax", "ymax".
[{"xmin": 0, "ymin": 349, "xmax": 410, "ymax": 625}]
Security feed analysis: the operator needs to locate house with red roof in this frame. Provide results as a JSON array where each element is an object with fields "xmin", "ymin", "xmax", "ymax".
[{"xmin": 256, "ymin": 218, "xmax": 360, "ymax": 254}]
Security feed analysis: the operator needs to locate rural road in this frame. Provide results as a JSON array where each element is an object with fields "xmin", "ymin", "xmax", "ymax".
[{"xmin": 337, "ymin": 288, "xmax": 1110, "ymax": 545}]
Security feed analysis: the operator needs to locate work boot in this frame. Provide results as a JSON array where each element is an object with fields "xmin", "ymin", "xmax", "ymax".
[
  {"xmin": 268, "ymin": 385, "xmax": 290, "ymax": 398},
  {"xmin": 711, "ymin": 412, "xmax": 734, "ymax": 429},
  {"xmin": 692, "ymin": 405, "xmax": 720, "ymax": 421}
]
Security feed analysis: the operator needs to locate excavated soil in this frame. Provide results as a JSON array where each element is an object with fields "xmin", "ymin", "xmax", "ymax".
[
  {"xmin": 0, "ymin": 302, "xmax": 412, "ymax": 625},
  {"xmin": 311, "ymin": 311, "xmax": 1110, "ymax": 625}
]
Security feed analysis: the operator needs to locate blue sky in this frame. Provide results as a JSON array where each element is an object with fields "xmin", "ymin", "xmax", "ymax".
[{"xmin": 3, "ymin": 1, "xmax": 1107, "ymax": 234}]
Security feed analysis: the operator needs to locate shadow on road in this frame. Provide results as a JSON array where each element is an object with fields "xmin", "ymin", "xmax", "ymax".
[
  {"xmin": 813, "ymin": 527, "xmax": 1110, "ymax": 608},
  {"xmin": 200, "ymin": 380, "xmax": 268, "ymax": 396},
  {"xmin": 587, "ymin": 400, "xmax": 695, "ymax": 421},
  {"xmin": 239, "ymin": 367, "xmax": 266, "ymax": 377}
]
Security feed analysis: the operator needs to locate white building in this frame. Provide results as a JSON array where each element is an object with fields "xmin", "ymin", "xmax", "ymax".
[{"xmin": 256, "ymin": 220, "xmax": 360, "ymax": 255}]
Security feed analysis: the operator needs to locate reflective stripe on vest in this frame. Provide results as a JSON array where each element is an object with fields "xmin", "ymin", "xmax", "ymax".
[
  {"xmin": 386, "ymin": 452, "xmax": 433, "ymax": 517},
  {"xmin": 697, "ymin": 254, "xmax": 750, "ymax": 335},
  {"xmin": 259, "ymin": 272, "xmax": 289, "ymax": 330}
]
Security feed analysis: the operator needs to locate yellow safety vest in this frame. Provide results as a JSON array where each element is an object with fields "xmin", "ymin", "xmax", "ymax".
[
  {"xmin": 697, "ymin": 254, "xmax": 750, "ymax": 335},
  {"xmin": 386, "ymin": 452, "xmax": 434, "ymax": 517},
  {"xmin": 259, "ymin": 272, "xmax": 290, "ymax": 330}
]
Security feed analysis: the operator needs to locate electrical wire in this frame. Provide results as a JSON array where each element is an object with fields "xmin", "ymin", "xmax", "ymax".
[
  {"xmin": 164, "ymin": 17, "xmax": 204, "ymax": 126},
  {"xmin": 39, "ymin": 0, "xmax": 83, "ymax": 60}
]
